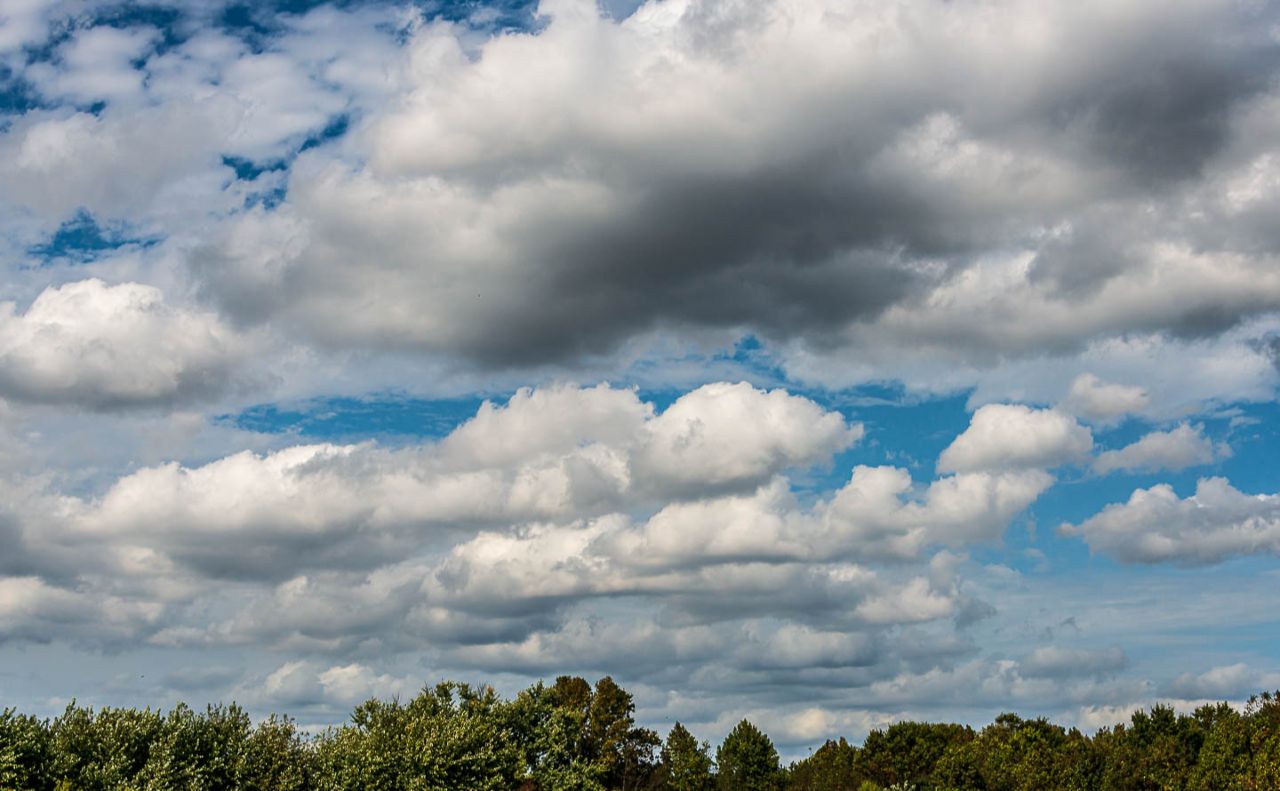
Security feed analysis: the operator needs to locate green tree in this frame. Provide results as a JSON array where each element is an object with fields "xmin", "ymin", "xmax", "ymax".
[
  {"xmin": 243, "ymin": 714, "xmax": 312, "ymax": 790},
  {"xmin": 657, "ymin": 722, "xmax": 713, "ymax": 791},
  {"xmin": 50, "ymin": 702, "xmax": 165, "ymax": 790},
  {"xmin": 1097, "ymin": 704, "xmax": 1204, "ymax": 791},
  {"xmin": 1245, "ymin": 691, "xmax": 1280, "ymax": 791},
  {"xmin": 316, "ymin": 682, "xmax": 522, "ymax": 791},
  {"xmin": 0, "ymin": 707, "xmax": 53, "ymax": 791},
  {"xmin": 1186, "ymin": 703, "xmax": 1247, "ymax": 791},
  {"xmin": 971, "ymin": 713, "xmax": 1097, "ymax": 791},
  {"xmin": 589, "ymin": 677, "xmax": 659, "ymax": 790},
  {"xmin": 508, "ymin": 681, "xmax": 606, "ymax": 791},
  {"xmin": 716, "ymin": 720, "xmax": 781, "ymax": 791},
  {"xmin": 785, "ymin": 738, "xmax": 858, "ymax": 791},
  {"xmin": 857, "ymin": 721, "xmax": 972, "ymax": 789}
]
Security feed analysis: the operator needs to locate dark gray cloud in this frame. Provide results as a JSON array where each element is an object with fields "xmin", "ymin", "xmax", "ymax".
[{"xmin": 180, "ymin": 0, "xmax": 1280, "ymax": 374}]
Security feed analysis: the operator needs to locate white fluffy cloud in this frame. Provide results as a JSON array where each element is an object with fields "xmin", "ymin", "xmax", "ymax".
[
  {"xmin": 635, "ymin": 382, "xmax": 862, "ymax": 495},
  {"xmin": 1164, "ymin": 663, "xmax": 1280, "ymax": 700},
  {"xmin": 938, "ymin": 404, "xmax": 1093, "ymax": 473},
  {"xmin": 253, "ymin": 660, "xmax": 414, "ymax": 708},
  {"xmin": 54, "ymin": 383, "xmax": 860, "ymax": 580},
  {"xmin": 0, "ymin": 381, "xmax": 1058, "ymax": 676},
  {"xmin": 0, "ymin": 279, "xmax": 250, "ymax": 409},
  {"xmin": 1061, "ymin": 373, "xmax": 1151, "ymax": 423},
  {"xmin": 1093, "ymin": 423, "xmax": 1230, "ymax": 474},
  {"xmin": 1062, "ymin": 477, "xmax": 1280, "ymax": 565}
]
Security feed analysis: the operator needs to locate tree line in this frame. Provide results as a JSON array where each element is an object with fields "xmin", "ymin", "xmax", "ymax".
[{"xmin": 3, "ymin": 675, "xmax": 1279, "ymax": 790}]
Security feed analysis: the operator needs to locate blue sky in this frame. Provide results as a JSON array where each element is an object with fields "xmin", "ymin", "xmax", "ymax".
[{"xmin": 2, "ymin": 0, "xmax": 1280, "ymax": 755}]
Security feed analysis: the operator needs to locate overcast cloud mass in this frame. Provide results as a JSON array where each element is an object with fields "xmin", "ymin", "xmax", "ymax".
[{"xmin": 1, "ymin": 0, "xmax": 1279, "ymax": 754}]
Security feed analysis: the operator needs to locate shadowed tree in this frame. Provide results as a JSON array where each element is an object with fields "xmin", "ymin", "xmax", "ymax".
[{"xmin": 786, "ymin": 738, "xmax": 859, "ymax": 791}]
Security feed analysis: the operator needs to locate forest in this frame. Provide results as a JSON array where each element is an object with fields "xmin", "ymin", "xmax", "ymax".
[{"xmin": 3, "ymin": 676, "xmax": 1279, "ymax": 790}]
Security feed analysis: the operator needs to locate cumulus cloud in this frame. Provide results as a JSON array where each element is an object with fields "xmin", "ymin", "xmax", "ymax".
[
  {"xmin": 0, "ymin": 279, "xmax": 251, "ymax": 410},
  {"xmin": 938, "ymin": 404, "xmax": 1093, "ymax": 473},
  {"xmin": 1061, "ymin": 477, "xmax": 1280, "ymax": 565},
  {"xmin": 51, "ymin": 382, "xmax": 860, "ymax": 581},
  {"xmin": 185, "ymin": 0, "xmax": 1280, "ymax": 378},
  {"xmin": 1061, "ymin": 373, "xmax": 1150, "ymax": 423},
  {"xmin": 0, "ymin": 381, "xmax": 1058, "ymax": 693},
  {"xmin": 822, "ymin": 466, "xmax": 1054, "ymax": 557},
  {"xmin": 1163, "ymin": 663, "xmax": 1280, "ymax": 701},
  {"xmin": 0, "ymin": 576, "xmax": 162, "ymax": 647},
  {"xmin": 1093, "ymin": 423, "xmax": 1230, "ymax": 474},
  {"xmin": 635, "ymin": 382, "xmax": 862, "ymax": 496}
]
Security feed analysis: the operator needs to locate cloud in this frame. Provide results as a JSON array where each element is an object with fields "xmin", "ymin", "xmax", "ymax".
[
  {"xmin": 634, "ymin": 382, "xmax": 863, "ymax": 496},
  {"xmin": 1093, "ymin": 423, "xmax": 1230, "ymax": 474},
  {"xmin": 188, "ymin": 0, "xmax": 1280, "ymax": 379},
  {"xmin": 49, "ymin": 383, "xmax": 858, "ymax": 581},
  {"xmin": 822, "ymin": 466, "xmax": 1055, "ymax": 557},
  {"xmin": 1061, "ymin": 477, "xmax": 1280, "ymax": 565},
  {"xmin": 0, "ymin": 8, "xmax": 398, "ymax": 231},
  {"xmin": 1163, "ymin": 663, "xmax": 1280, "ymax": 700},
  {"xmin": 0, "ymin": 279, "xmax": 251, "ymax": 410},
  {"xmin": 0, "ymin": 576, "xmax": 162, "ymax": 647},
  {"xmin": 0, "ymin": 381, "xmax": 1057, "ymax": 691},
  {"xmin": 938, "ymin": 404, "xmax": 1093, "ymax": 473},
  {"xmin": 1019, "ymin": 646, "xmax": 1128, "ymax": 680},
  {"xmin": 1060, "ymin": 373, "xmax": 1150, "ymax": 423},
  {"xmin": 251, "ymin": 660, "xmax": 414, "ymax": 708},
  {"xmin": 25, "ymin": 25, "xmax": 159, "ymax": 105}
]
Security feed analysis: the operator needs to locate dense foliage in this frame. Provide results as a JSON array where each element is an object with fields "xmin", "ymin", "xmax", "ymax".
[{"xmin": 3, "ymin": 680, "xmax": 1280, "ymax": 790}]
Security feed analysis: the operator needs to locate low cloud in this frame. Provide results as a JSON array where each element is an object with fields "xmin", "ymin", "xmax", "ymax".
[
  {"xmin": 0, "ymin": 279, "xmax": 252, "ymax": 410},
  {"xmin": 1019, "ymin": 646, "xmax": 1128, "ymax": 680},
  {"xmin": 938, "ymin": 404, "xmax": 1093, "ymax": 474},
  {"xmin": 1061, "ymin": 373, "xmax": 1150, "ymax": 423},
  {"xmin": 1093, "ymin": 423, "xmax": 1230, "ymax": 474},
  {"xmin": 1163, "ymin": 663, "xmax": 1280, "ymax": 701},
  {"xmin": 1061, "ymin": 477, "xmax": 1280, "ymax": 565}
]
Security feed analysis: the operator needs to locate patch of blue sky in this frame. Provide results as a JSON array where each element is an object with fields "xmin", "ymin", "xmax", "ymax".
[
  {"xmin": 299, "ymin": 114, "xmax": 351, "ymax": 153},
  {"xmin": 221, "ymin": 393, "xmax": 490, "ymax": 443},
  {"xmin": 27, "ymin": 210, "xmax": 159, "ymax": 264},
  {"xmin": 225, "ymin": 112, "xmax": 348, "ymax": 171},
  {"xmin": 210, "ymin": 0, "xmax": 539, "ymax": 50},
  {"xmin": 416, "ymin": 0, "xmax": 541, "ymax": 32},
  {"xmin": 91, "ymin": 3, "xmax": 187, "ymax": 52},
  {"xmin": 0, "ymin": 67, "xmax": 42, "ymax": 117},
  {"xmin": 222, "ymin": 155, "xmax": 289, "ymax": 183}
]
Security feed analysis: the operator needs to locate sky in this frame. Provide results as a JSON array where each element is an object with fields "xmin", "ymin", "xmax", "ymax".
[{"xmin": 1, "ymin": 0, "xmax": 1280, "ymax": 757}]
